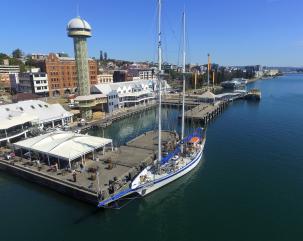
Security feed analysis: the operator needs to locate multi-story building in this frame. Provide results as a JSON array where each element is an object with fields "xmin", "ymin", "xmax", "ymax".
[
  {"xmin": 30, "ymin": 53, "xmax": 48, "ymax": 61},
  {"xmin": 128, "ymin": 68, "xmax": 155, "ymax": 80},
  {"xmin": 0, "ymin": 63, "xmax": 20, "ymax": 91},
  {"xmin": 19, "ymin": 69, "xmax": 49, "ymax": 96},
  {"xmin": 113, "ymin": 70, "xmax": 128, "ymax": 82},
  {"xmin": 97, "ymin": 74, "xmax": 113, "ymax": 84},
  {"xmin": 45, "ymin": 53, "xmax": 98, "ymax": 96},
  {"xmin": 91, "ymin": 79, "xmax": 156, "ymax": 109},
  {"xmin": 0, "ymin": 64, "xmax": 20, "ymax": 74},
  {"xmin": 9, "ymin": 73, "xmax": 19, "ymax": 93}
]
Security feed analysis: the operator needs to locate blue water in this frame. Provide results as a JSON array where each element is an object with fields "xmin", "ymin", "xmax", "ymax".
[{"xmin": 0, "ymin": 74, "xmax": 303, "ymax": 241}]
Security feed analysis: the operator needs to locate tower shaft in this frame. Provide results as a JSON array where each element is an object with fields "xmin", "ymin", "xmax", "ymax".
[{"xmin": 73, "ymin": 37, "xmax": 90, "ymax": 96}]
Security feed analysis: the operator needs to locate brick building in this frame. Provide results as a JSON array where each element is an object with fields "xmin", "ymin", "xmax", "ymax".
[{"xmin": 45, "ymin": 53, "xmax": 97, "ymax": 96}]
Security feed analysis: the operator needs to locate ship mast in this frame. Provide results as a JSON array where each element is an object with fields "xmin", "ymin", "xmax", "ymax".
[
  {"xmin": 181, "ymin": 11, "xmax": 186, "ymax": 152},
  {"xmin": 157, "ymin": 0, "xmax": 162, "ymax": 166}
]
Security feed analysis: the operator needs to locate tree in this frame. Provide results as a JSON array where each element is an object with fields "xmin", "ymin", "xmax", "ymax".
[
  {"xmin": 12, "ymin": 48, "xmax": 23, "ymax": 59},
  {"xmin": 104, "ymin": 52, "xmax": 108, "ymax": 60}
]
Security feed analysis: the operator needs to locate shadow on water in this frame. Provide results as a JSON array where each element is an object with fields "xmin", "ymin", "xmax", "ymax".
[
  {"xmin": 136, "ymin": 156, "xmax": 206, "ymax": 209},
  {"xmin": 73, "ymin": 207, "xmax": 103, "ymax": 224},
  {"xmin": 73, "ymin": 156, "xmax": 207, "ymax": 224}
]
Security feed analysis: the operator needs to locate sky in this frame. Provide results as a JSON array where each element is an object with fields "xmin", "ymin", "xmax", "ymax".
[{"xmin": 1, "ymin": 0, "xmax": 303, "ymax": 66}]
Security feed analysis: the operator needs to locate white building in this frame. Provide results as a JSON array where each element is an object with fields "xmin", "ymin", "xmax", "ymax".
[
  {"xmin": 267, "ymin": 69, "xmax": 279, "ymax": 76},
  {"xmin": 30, "ymin": 53, "xmax": 48, "ymax": 61},
  {"xmin": 91, "ymin": 79, "xmax": 156, "ymax": 108},
  {"xmin": 97, "ymin": 74, "xmax": 113, "ymax": 84},
  {"xmin": 19, "ymin": 69, "xmax": 49, "ymax": 96},
  {"xmin": 0, "ymin": 100, "xmax": 73, "ymax": 145},
  {"xmin": 0, "ymin": 64, "xmax": 20, "ymax": 74},
  {"xmin": 255, "ymin": 71, "xmax": 264, "ymax": 78},
  {"xmin": 128, "ymin": 68, "xmax": 155, "ymax": 80}
]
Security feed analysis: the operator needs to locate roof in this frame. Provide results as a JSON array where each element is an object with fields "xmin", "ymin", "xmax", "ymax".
[
  {"xmin": 199, "ymin": 90, "xmax": 216, "ymax": 99},
  {"xmin": 0, "ymin": 112, "xmax": 37, "ymax": 130},
  {"xmin": 119, "ymin": 90, "xmax": 152, "ymax": 97},
  {"xmin": 92, "ymin": 79, "xmax": 155, "ymax": 95},
  {"xmin": 67, "ymin": 17, "xmax": 91, "ymax": 31},
  {"xmin": 74, "ymin": 94, "xmax": 107, "ymax": 101},
  {"xmin": 215, "ymin": 92, "xmax": 242, "ymax": 98},
  {"xmin": 57, "ymin": 56, "xmax": 94, "ymax": 61},
  {"xmin": 14, "ymin": 131, "xmax": 112, "ymax": 161},
  {"xmin": 0, "ymin": 100, "xmax": 73, "ymax": 129}
]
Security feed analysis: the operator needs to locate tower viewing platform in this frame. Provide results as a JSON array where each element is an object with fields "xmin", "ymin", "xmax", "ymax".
[{"xmin": 67, "ymin": 16, "xmax": 93, "ymax": 119}]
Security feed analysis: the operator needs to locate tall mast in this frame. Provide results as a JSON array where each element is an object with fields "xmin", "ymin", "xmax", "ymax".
[
  {"xmin": 157, "ymin": 0, "xmax": 162, "ymax": 165},
  {"xmin": 207, "ymin": 53, "xmax": 211, "ymax": 87},
  {"xmin": 181, "ymin": 11, "xmax": 186, "ymax": 148}
]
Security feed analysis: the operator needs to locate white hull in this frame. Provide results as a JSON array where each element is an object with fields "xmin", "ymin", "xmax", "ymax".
[{"xmin": 133, "ymin": 139, "xmax": 205, "ymax": 197}]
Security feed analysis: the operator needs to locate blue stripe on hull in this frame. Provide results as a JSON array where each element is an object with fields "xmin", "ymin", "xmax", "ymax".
[{"xmin": 98, "ymin": 142, "xmax": 205, "ymax": 207}]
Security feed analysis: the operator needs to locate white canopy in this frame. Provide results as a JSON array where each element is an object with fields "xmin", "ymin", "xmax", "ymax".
[
  {"xmin": 14, "ymin": 131, "xmax": 112, "ymax": 161},
  {"xmin": 199, "ymin": 90, "xmax": 216, "ymax": 99}
]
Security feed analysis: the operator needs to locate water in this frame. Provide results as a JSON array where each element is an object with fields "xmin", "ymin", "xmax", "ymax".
[{"xmin": 1, "ymin": 74, "xmax": 303, "ymax": 241}]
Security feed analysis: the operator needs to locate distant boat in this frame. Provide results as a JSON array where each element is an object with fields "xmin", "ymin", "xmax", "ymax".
[
  {"xmin": 245, "ymin": 88, "xmax": 261, "ymax": 101},
  {"xmin": 221, "ymin": 78, "xmax": 246, "ymax": 89}
]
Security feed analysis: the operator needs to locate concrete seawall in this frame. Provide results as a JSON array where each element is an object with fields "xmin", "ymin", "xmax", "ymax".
[{"xmin": 0, "ymin": 160, "xmax": 98, "ymax": 205}]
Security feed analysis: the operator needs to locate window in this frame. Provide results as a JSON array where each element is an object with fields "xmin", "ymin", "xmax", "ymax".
[
  {"xmin": 44, "ymin": 105, "xmax": 48, "ymax": 108},
  {"xmin": 38, "ymin": 104, "xmax": 43, "ymax": 108},
  {"xmin": 30, "ymin": 105, "xmax": 35, "ymax": 109},
  {"xmin": 5, "ymin": 108, "xmax": 9, "ymax": 111},
  {"xmin": 19, "ymin": 107, "xmax": 24, "ymax": 111}
]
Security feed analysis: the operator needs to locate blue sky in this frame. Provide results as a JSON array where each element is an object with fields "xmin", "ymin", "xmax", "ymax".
[{"xmin": 1, "ymin": 0, "xmax": 303, "ymax": 66}]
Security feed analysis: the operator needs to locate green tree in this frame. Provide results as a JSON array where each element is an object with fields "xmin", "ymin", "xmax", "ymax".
[{"xmin": 12, "ymin": 48, "xmax": 23, "ymax": 58}]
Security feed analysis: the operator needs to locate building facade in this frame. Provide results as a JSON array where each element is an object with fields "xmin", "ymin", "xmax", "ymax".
[
  {"xmin": 0, "ymin": 64, "xmax": 20, "ymax": 91},
  {"xmin": 0, "ymin": 64, "xmax": 20, "ymax": 74},
  {"xmin": 128, "ymin": 68, "xmax": 155, "ymax": 80},
  {"xmin": 9, "ymin": 73, "xmax": 19, "ymax": 92},
  {"xmin": 97, "ymin": 74, "xmax": 113, "ymax": 84},
  {"xmin": 91, "ymin": 79, "xmax": 156, "ymax": 109},
  {"xmin": 0, "ymin": 73, "xmax": 10, "ymax": 89},
  {"xmin": 113, "ymin": 70, "xmax": 128, "ymax": 82},
  {"xmin": 0, "ymin": 100, "xmax": 73, "ymax": 145},
  {"xmin": 45, "ymin": 53, "xmax": 97, "ymax": 96},
  {"xmin": 19, "ymin": 70, "xmax": 49, "ymax": 96}
]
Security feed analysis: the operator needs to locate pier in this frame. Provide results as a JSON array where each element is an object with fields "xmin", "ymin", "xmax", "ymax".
[
  {"xmin": 0, "ymin": 89, "xmax": 261, "ymax": 206},
  {"xmin": 73, "ymin": 102, "xmax": 157, "ymax": 132},
  {"xmin": 162, "ymin": 91, "xmax": 248, "ymax": 124},
  {"xmin": 181, "ymin": 101, "xmax": 228, "ymax": 124},
  {"xmin": 0, "ymin": 130, "xmax": 177, "ymax": 205}
]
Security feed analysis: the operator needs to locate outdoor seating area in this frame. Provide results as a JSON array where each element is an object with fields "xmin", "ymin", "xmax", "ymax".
[{"xmin": 0, "ymin": 130, "xmax": 158, "ymax": 199}]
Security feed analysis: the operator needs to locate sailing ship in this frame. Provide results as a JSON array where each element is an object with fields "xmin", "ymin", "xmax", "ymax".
[{"xmin": 98, "ymin": 0, "xmax": 206, "ymax": 208}]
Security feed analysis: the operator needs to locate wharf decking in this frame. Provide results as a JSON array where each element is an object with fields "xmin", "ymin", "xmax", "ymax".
[
  {"xmin": 181, "ymin": 102, "xmax": 228, "ymax": 124},
  {"xmin": 74, "ymin": 102, "xmax": 157, "ymax": 132},
  {"xmin": 162, "ymin": 94, "xmax": 200, "ymax": 107},
  {"xmin": 0, "ymin": 130, "xmax": 177, "ymax": 205}
]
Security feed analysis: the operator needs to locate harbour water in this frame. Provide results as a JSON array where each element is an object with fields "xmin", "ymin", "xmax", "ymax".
[{"xmin": 1, "ymin": 74, "xmax": 303, "ymax": 241}]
